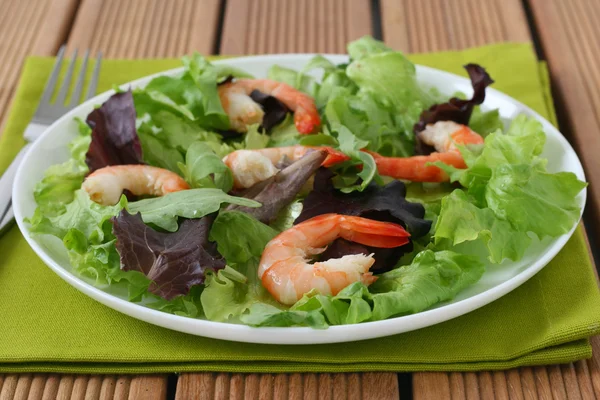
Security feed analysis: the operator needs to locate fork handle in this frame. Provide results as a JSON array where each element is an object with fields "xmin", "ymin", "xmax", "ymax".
[{"xmin": 0, "ymin": 143, "xmax": 32, "ymax": 229}]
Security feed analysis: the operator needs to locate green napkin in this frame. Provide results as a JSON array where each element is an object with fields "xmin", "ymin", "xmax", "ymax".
[{"xmin": 1, "ymin": 43, "xmax": 599, "ymax": 374}]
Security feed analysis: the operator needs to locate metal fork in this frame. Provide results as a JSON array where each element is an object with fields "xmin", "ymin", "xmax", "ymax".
[{"xmin": 0, "ymin": 46, "xmax": 102, "ymax": 235}]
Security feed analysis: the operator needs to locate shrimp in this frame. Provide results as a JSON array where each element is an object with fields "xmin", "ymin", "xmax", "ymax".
[
  {"xmin": 222, "ymin": 145, "xmax": 350, "ymax": 189},
  {"xmin": 218, "ymin": 79, "xmax": 321, "ymax": 134},
  {"xmin": 258, "ymin": 213, "xmax": 410, "ymax": 305},
  {"xmin": 82, "ymin": 165, "xmax": 190, "ymax": 205},
  {"xmin": 370, "ymin": 121, "xmax": 484, "ymax": 182}
]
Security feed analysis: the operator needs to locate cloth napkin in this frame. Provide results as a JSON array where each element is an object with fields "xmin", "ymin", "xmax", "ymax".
[{"xmin": 1, "ymin": 43, "xmax": 599, "ymax": 374}]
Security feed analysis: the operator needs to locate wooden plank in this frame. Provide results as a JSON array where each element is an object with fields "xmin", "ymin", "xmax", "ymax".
[
  {"xmin": 127, "ymin": 375, "xmax": 168, "ymax": 400},
  {"xmin": 528, "ymin": 0, "xmax": 600, "ymax": 236},
  {"xmin": 27, "ymin": 374, "xmax": 48, "ymax": 400},
  {"xmin": 0, "ymin": 375, "xmax": 18, "ymax": 400},
  {"xmin": 66, "ymin": 0, "xmax": 221, "ymax": 57},
  {"xmin": 0, "ymin": 0, "xmax": 79, "ymax": 135},
  {"xmin": 13, "ymin": 374, "xmax": 32, "ymax": 400},
  {"xmin": 41, "ymin": 375, "xmax": 60, "ymax": 400},
  {"xmin": 174, "ymin": 373, "xmax": 401, "ymax": 399},
  {"xmin": 31, "ymin": 0, "xmax": 80, "ymax": 56},
  {"xmin": 220, "ymin": 0, "xmax": 372, "ymax": 54},
  {"xmin": 380, "ymin": 0, "xmax": 530, "ymax": 52},
  {"xmin": 380, "ymin": 0, "xmax": 600, "ymax": 399},
  {"xmin": 413, "ymin": 372, "xmax": 450, "ymax": 399}
]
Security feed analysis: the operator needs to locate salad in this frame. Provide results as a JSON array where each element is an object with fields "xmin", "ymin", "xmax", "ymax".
[{"xmin": 27, "ymin": 36, "xmax": 586, "ymax": 328}]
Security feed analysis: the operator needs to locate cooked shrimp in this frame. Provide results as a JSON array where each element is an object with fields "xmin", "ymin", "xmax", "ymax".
[
  {"xmin": 258, "ymin": 213, "xmax": 410, "ymax": 305},
  {"xmin": 370, "ymin": 121, "xmax": 484, "ymax": 182},
  {"xmin": 82, "ymin": 165, "xmax": 190, "ymax": 205},
  {"xmin": 222, "ymin": 145, "xmax": 349, "ymax": 189},
  {"xmin": 218, "ymin": 79, "xmax": 321, "ymax": 134}
]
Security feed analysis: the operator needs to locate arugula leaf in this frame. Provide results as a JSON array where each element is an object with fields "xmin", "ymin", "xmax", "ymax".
[
  {"xmin": 137, "ymin": 129, "xmax": 184, "ymax": 173},
  {"xmin": 128, "ymin": 189, "xmax": 261, "ymax": 231}
]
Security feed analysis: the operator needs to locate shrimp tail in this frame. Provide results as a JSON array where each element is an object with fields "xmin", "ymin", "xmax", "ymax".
[
  {"xmin": 309, "ymin": 146, "xmax": 350, "ymax": 167},
  {"xmin": 337, "ymin": 215, "xmax": 411, "ymax": 248}
]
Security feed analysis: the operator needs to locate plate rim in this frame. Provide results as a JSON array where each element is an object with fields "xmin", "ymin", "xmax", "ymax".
[{"xmin": 12, "ymin": 53, "xmax": 587, "ymax": 344}]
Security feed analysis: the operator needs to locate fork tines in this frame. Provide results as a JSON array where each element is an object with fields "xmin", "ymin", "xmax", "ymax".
[{"xmin": 33, "ymin": 46, "xmax": 103, "ymax": 126}]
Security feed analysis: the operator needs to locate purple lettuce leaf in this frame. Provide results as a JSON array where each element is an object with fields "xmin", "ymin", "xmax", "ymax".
[
  {"xmin": 296, "ymin": 168, "xmax": 431, "ymax": 237},
  {"xmin": 414, "ymin": 64, "xmax": 493, "ymax": 154},
  {"xmin": 85, "ymin": 91, "xmax": 144, "ymax": 172},
  {"xmin": 295, "ymin": 169, "xmax": 428, "ymax": 272},
  {"xmin": 228, "ymin": 150, "xmax": 327, "ymax": 223},
  {"xmin": 249, "ymin": 89, "xmax": 289, "ymax": 131},
  {"xmin": 111, "ymin": 210, "xmax": 225, "ymax": 300}
]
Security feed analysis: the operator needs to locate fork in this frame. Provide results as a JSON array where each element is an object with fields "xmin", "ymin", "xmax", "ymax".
[{"xmin": 0, "ymin": 46, "xmax": 102, "ymax": 235}]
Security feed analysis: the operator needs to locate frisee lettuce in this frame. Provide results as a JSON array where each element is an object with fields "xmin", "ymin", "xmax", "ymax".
[{"xmin": 433, "ymin": 115, "xmax": 586, "ymax": 263}]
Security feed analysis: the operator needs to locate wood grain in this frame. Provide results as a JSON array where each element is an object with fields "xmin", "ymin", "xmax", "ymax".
[
  {"xmin": 529, "ymin": 0, "xmax": 600, "ymax": 250},
  {"xmin": 0, "ymin": 0, "xmax": 80, "ymax": 135},
  {"xmin": 380, "ymin": 0, "xmax": 530, "ymax": 52},
  {"xmin": 220, "ymin": 0, "xmax": 372, "ymax": 54},
  {"xmin": 66, "ymin": 0, "xmax": 221, "ymax": 57},
  {"xmin": 172, "ymin": 373, "xmax": 402, "ymax": 400},
  {"xmin": 0, "ymin": 0, "xmax": 599, "ymax": 399}
]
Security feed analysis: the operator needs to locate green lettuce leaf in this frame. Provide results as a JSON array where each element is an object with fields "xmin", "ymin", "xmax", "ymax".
[
  {"xmin": 148, "ymin": 111, "xmax": 225, "ymax": 153},
  {"xmin": 178, "ymin": 142, "xmax": 233, "ymax": 191},
  {"xmin": 369, "ymin": 250, "xmax": 485, "ymax": 320},
  {"xmin": 435, "ymin": 190, "xmax": 531, "ymax": 263},
  {"xmin": 210, "ymin": 211, "xmax": 278, "ymax": 264},
  {"xmin": 137, "ymin": 129, "xmax": 184, "ymax": 173},
  {"xmin": 242, "ymin": 250, "xmax": 484, "ymax": 327},
  {"xmin": 181, "ymin": 53, "xmax": 230, "ymax": 129},
  {"xmin": 128, "ymin": 189, "xmax": 261, "ymax": 231},
  {"xmin": 33, "ymin": 118, "xmax": 91, "ymax": 216},
  {"xmin": 134, "ymin": 54, "xmax": 230, "ymax": 130},
  {"xmin": 30, "ymin": 189, "xmax": 125, "ymax": 241},
  {"xmin": 347, "ymin": 35, "xmax": 393, "ymax": 60},
  {"xmin": 433, "ymin": 115, "xmax": 586, "ymax": 262},
  {"xmin": 244, "ymin": 124, "xmax": 270, "ymax": 149},
  {"xmin": 346, "ymin": 50, "xmax": 433, "ymax": 113},
  {"xmin": 267, "ymin": 64, "xmax": 318, "ymax": 95},
  {"xmin": 202, "ymin": 211, "xmax": 280, "ymax": 322},
  {"xmin": 486, "ymin": 164, "xmax": 587, "ymax": 238},
  {"xmin": 469, "ymin": 107, "xmax": 504, "ymax": 136},
  {"xmin": 332, "ymin": 124, "xmax": 379, "ymax": 192}
]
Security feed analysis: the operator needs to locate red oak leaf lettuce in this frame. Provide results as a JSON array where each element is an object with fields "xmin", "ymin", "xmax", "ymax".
[
  {"xmin": 227, "ymin": 150, "xmax": 327, "ymax": 223},
  {"xmin": 249, "ymin": 90, "xmax": 290, "ymax": 131},
  {"xmin": 295, "ymin": 169, "xmax": 431, "ymax": 272},
  {"xmin": 111, "ymin": 210, "xmax": 225, "ymax": 300},
  {"xmin": 85, "ymin": 91, "xmax": 144, "ymax": 172},
  {"xmin": 414, "ymin": 64, "xmax": 493, "ymax": 154}
]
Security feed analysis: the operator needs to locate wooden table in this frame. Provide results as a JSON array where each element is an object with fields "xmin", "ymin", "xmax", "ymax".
[{"xmin": 0, "ymin": 0, "xmax": 599, "ymax": 398}]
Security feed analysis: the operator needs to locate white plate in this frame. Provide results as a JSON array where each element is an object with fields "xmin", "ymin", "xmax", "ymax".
[{"xmin": 13, "ymin": 55, "xmax": 587, "ymax": 344}]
